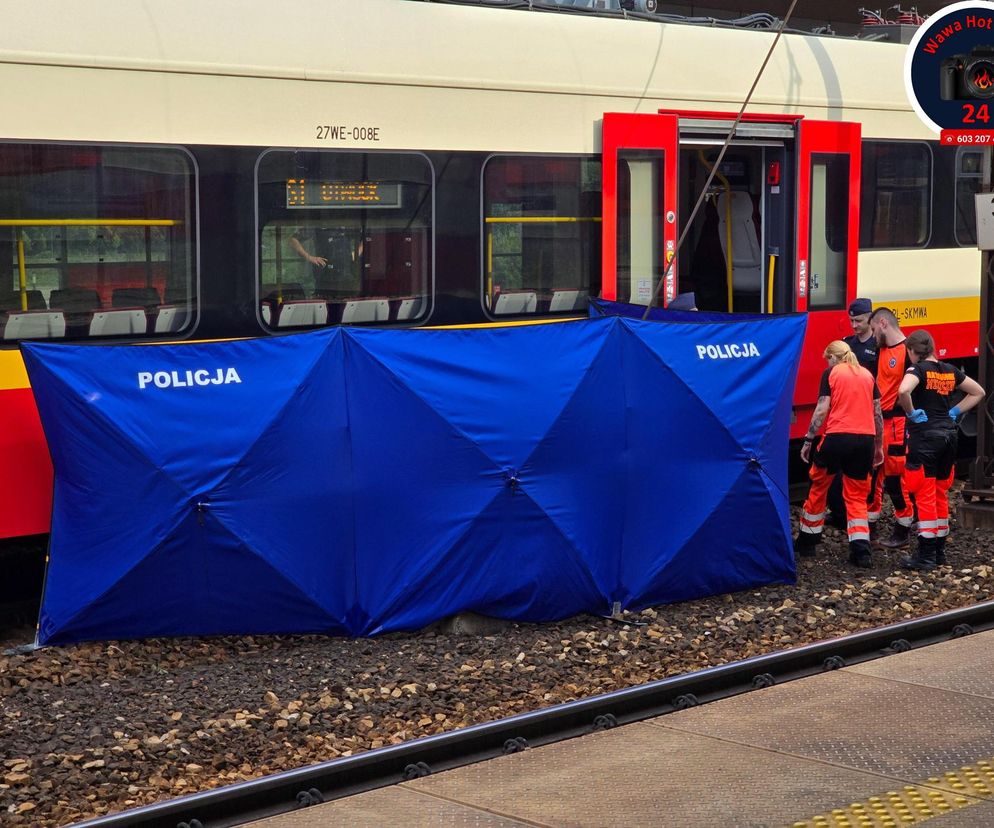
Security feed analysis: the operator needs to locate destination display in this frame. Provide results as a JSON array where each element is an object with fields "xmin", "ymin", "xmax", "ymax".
[{"xmin": 286, "ymin": 179, "xmax": 401, "ymax": 209}]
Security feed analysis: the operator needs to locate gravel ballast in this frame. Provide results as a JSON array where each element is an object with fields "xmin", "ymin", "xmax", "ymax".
[{"xmin": 3, "ymin": 502, "xmax": 993, "ymax": 826}]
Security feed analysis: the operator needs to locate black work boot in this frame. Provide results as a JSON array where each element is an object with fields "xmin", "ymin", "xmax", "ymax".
[
  {"xmin": 847, "ymin": 540, "xmax": 872, "ymax": 569},
  {"xmin": 900, "ymin": 536, "xmax": 937, "ymax": 571},
  {"xmin": 877, "ymin": 523, "xmax": 911, "ymax": 549},
  {"xmin": 935, "ymin": 536, "xmax": 947, "ymax": 566},
  {"xmin": 825, "ymin": 512, "xmax": 847, "ymax": 531},
  {"xmin": 793, "ymin": 532, "xmax": 820, "ymax": 558}
]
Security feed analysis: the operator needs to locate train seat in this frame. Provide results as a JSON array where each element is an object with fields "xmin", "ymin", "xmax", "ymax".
[
  {"xmin": 2, "ymin": 310, "xmax": 66, "ymax": 340},
  {"xmin": 0, "ymin": 289, "xmax": 47, "ymax": 311},
  {"xmin": 154, "ymin": 305, "xmax": 190, "ymax": 334},
  {"xmin": 261, "ymin": 302, "xmax": 272, "ymax": 326},
  {"xmin": 341, "ymin": 298, "xmax": 389, "ymax": 324},
  {"xmin": 494, "ymin": 290, "xmax": 538, "ymax": 315},
  {"xmin": 49, "ymin": 287, "xmax": 102, "ymax": 314},
  {"xmin": 112, "ymin": 287, "xmax": 161, "ymax": 309},
  {"xmin": 276, "ymin": 299, "xmax": 329, "ymax": 328},
  {"xmin": 396, "ymin": 296, "xmax": 425, "ymax": 321},
  {"xmin": 549, "ymin": 289, "xmax": 589, "ymax": 312},
  {"xmin": 89, "ymin": 309, "xmax": 147, "ymax": 336},
  {"xmin": 716, "ymin": 191, "xmax": 762, "ymax": 292}
]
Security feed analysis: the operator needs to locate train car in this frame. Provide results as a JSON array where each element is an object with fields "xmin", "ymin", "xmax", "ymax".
[{"xmin": 0, "ymin": 0, "xmax": 986, "ymax": 540}]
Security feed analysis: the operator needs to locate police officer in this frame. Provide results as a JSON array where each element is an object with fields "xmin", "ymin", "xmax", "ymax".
[
  {"xmin": 795, "ymin": 340, "xmax": 884, "ymax": 568},
  {"xmin": 844, "ymin": 297, "xmax": 878, "ymax": 375},
  {"xmin": 897, "ymin": 329, "xmax": 985, "ymax": 570}
]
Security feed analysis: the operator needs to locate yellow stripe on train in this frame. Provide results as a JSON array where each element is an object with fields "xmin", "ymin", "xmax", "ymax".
[
  {"xmin": 0, "ymin": 349, "xmax": 29, "ymax": 391},
  {"xmin": 881, "ymin": 296, "xmax": 979, "ymax": 327},
  {"xmin": 0, "ymin": 299, "xmax": 979, "ymax": 391}
]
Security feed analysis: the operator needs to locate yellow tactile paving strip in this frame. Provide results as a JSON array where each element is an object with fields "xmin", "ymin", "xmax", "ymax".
[{"xmin": 796, "ymin": 780, "xmax": 984, "ymax": 826}]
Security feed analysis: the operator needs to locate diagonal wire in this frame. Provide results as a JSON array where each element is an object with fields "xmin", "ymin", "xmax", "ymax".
[{"xmin": 642, "ymin": 0, "xmax": 800, "ymax": 319}]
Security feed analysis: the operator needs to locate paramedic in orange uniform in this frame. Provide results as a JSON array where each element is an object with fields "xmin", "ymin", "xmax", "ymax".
[
  {"xmin": 826, "ymin": 297, "xmax": 879, "ymax": 529},
  {"xmin": 868, "ymin": 307, "xmax": 915, "ymax": 548},
  {"xmin": 795, "ymin": 340, "xmax": 884, "ymax": 568},
  {"xmin": 897, "ymin": 329, "xmax": 985, "ymax": 570}
]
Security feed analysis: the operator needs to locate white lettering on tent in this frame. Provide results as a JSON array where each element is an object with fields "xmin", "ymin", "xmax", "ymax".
[
  {"xmin": 137, "ymin": 368, "xmax": 242, "ymax": 389},
  {"xmin": 696, "ymin": 342, "xmax": 761, "ymax": 360}
]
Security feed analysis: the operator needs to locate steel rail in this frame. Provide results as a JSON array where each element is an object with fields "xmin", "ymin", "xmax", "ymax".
[{"xmin": 75, "ymin": 599, "xmax": 994, "ymax": 828}]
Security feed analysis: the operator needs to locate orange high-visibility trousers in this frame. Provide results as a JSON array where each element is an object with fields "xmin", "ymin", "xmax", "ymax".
[
  {"xmin": 799, "ymin": 462, "xmax": 832, "ymax": 539},
  {"xmin": 904, "ymin": 465, "xmax": 938, "ymax": 539},
  {"xmin": 842, "ymin": 475, "xmax": 872, "ymax": 547},
  {"xmin": 801, "ymin": 463, "xmax": 871, "ymax": 548},
  {"xmin": 937, "ymin": 467, "xmax": 955, "ymax": 539},
  {"xmin": 869, "ymin": 415, "xmax": 913, "ymax": 527}
]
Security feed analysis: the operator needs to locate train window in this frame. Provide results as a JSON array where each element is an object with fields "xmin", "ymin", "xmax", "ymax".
[
  {"xmin": 859, "ymin": 141, "xmax": 931, "ymax": 249},
  {"xmin": 483, "ymin": 156, "xmax": 601, "ymax": 315},
  {"xmin": 0, "ymin": 144, "xmax": 196, "ymax": 341},
  {"xmin": 808, "ymin": 153, "xmax": 849, "ymax": 311},
  {"xmin": 256, "ymin": 151, "xmax": 432, "ymax": 328},
  {"xmin": 955, "ymin": 149, "xmax": 987, "ymax": 246}
]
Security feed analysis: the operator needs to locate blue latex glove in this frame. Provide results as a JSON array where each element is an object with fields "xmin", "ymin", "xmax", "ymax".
[
  {"xmin": 950, "ymin": 405, "xmax": 962, "ymax": 420},
  {"xmin": 908, "ymin": 409, "xmax": 929, "ymax": 424}
]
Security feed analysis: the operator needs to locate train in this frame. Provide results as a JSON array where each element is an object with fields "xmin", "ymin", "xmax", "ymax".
[{"xmin": 0, "ymin": 0, "xmax": 986, "ymax": 540}]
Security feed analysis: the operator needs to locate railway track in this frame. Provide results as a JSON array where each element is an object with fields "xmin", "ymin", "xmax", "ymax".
[{"xmin": 74, "ymin": 599, "xmax": 994, "ymax": 828}]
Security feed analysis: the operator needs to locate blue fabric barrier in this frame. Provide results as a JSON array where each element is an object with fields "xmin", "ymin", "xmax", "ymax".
[{"xmin": 22, "ymin": 312, "xmax": 806, "ymax": 644}]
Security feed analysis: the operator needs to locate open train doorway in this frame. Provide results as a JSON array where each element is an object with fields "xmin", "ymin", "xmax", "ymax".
[{"xmin": 677, "ymin": 129, "xmax": 791, "ymax": 315}]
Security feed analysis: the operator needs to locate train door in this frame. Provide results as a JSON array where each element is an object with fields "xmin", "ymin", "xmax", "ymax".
[
  {"xmin": 601, "ymin": 112, "xmax": 679, "ymax": 306},
  {"xmin": 601, "ymin": 111, "xmax": 861, "ymax": 430},
  {"xmin": 794, "ymin": 119, "xmax": 862, "ymax": 414}
]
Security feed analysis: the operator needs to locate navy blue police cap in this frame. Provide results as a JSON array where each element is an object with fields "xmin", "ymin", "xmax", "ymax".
[{"xmin": 848, "ymin": 297, "xmax": 872, "ymax": 317}]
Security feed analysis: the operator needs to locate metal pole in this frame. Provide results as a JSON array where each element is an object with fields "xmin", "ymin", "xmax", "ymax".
[
  {"xmin": 16, "ymin": 229, "xmax": 27, "ymax": 311},
  {"xmin": 974, "ymin": 249, "xmax": 994, "ymax": 488}
]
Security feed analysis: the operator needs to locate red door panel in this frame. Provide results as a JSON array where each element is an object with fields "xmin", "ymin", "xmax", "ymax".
[
  {"xmin": 794, "ymin": 119, "xmax": 861, "ymax": 423},
  {"xmin": 601, "ymin": 113, "xmax": 678, "ymax": 306}
]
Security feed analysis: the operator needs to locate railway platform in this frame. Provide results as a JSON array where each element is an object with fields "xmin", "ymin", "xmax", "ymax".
[{"xmin": 250, "ymin": 629, "xmax": 994, "ymax": 827}]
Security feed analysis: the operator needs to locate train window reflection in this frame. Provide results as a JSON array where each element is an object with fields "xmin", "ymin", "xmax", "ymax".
[
  {"xmin": 483, "ymin": 156, "xmax": 601, "ymax": 316},
  {"xmin": 955, "ymin": 148, "xmax": 987, "ymax": 247},
  {"xmin": 257, "ymin": 151, "xmax": 432, "ymax": 328},
  {"xmin": 859, "ymin": 141, "xmax": 931, "ymax": 249},
  {"xmin": 808, "ymin": 153, "xmax": 849, "ymax": 311},
  {"xmin": 0, "ymin": 144, "xmax": 197, "ymax": 341}
]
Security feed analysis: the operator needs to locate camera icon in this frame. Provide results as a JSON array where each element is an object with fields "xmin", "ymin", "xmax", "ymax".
[{"xmin": 940, "ymin": 46, "xmax": 994, "ymax": 100}]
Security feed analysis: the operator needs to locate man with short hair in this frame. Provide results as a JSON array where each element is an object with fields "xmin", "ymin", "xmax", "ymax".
[
  {"xmin": 844, "ymin": 297, "xmax": 878, "ymax": 374},
  {"xmin": 868, "ymin": 307, "xmax": 915, "ymax": 547}
]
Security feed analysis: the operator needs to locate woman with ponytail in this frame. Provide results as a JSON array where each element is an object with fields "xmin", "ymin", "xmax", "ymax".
[{"xmin": 796, "ymin": 340, "xmax": 884, "ymax": 568}]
